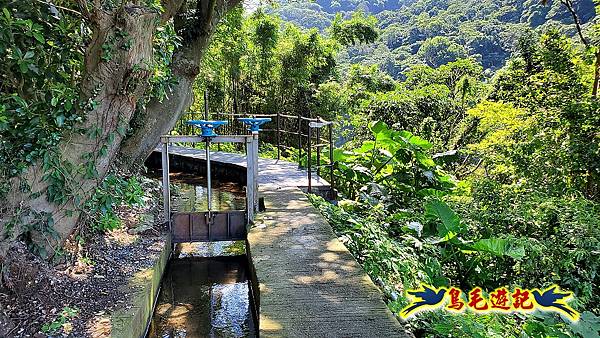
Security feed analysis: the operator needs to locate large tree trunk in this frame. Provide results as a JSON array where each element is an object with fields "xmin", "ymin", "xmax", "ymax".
[
  {"xmin": 1, "ymin": 4, "xmax": 158, "ymax": 259},
  {"xmin": 0, "ymin": 0, "xmax": 239, "ymax": 262},
  {"xmin": 120, "ymin": 0, "xmax": 240, "ymax": 167}
]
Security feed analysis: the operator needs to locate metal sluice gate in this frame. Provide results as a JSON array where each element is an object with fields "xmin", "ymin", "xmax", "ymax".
[
  {"xmin": 171, "ymin": 211, "xmax": 247, "ymax": 242},
  {"xmin": 160, "ymin": 118, "xmax": 271, "ymax": 243}
]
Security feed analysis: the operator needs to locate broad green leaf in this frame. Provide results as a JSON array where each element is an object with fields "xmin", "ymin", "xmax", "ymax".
[
  {"xmin": 369, "ymin": 121, "xmax": 388, "ymax": 134},
  {"xmin": 355, "ymin": 141, "xmax": 374, "ymax": 154},
  {"xmin": 505, "ymin": 244, "xmax": 526, "ymax": 260},
  {"xmin": 398, "ymin": 131, "xmax": 413, "ymax": 139},
  {"xmin": 33, "ymin": 32, "xmax": 45, "ymax": 43},
  {"xmin": 470, "ymin": 238, "xmax": 526, "ymax": 260},
  {"xmin": 470, "ymin": 238, "xmax": 508, "ymax": 256},
  {"xmin": 425, "ymin": 199, "xmax": 462, "ymax": 238},
  {"xmin": 19, "ymin": 62, "xmax": 28, "ymax": 73},
  {"xmin": 417, "ymin": 189, "xmax": 447, "ymax": 197},
  {"xmin": 416, "ymin": 152, "xmax": 435, "ymax": 168},
  {"xmin": 333, "ymin": 148, "xmax": 348, "ymax": 162},
  {"xmin": 409, "ymin": 135, "xmax": 433, "ymax": 150}
]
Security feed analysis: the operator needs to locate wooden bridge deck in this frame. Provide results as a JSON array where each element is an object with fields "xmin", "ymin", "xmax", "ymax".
[{"xmin": 165, "ymin": 146, "xmax": 409, "ymax": 337}]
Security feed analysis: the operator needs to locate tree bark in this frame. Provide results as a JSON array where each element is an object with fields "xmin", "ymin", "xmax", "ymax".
[
  {"xmin": 119, "ymin": 0, "xmax": 241, "ymax": 168},
  {"xmin": 1, "ymin": 4, "xmax": 158, "ymax": 259},
  {"xmin": 0, "ymin": 0, "xmax": 239, "ymax": 261}
]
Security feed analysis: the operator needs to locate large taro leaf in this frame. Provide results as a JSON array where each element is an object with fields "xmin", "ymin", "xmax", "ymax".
[
  {"xmin": 354, "ymin": 140, "xmax": 375, "ymax": 154},
  {"xmin": 425, "ymin": 199, "xmax": 463, "ymax": 240},
  {"xmin": 408, "ymin": 135, "xmax": 433, "ymax": 150},
  {"xmin": 416, "ymin": 152, "xmax": 435, "ymax": 168},
  {"xmin": 469, "ymin": 238, "xmax": 526, "ymax": 260},
  {"xmin": 333, "ymin": 148, "xmax": 350, "ymax": 162},
  {"xmin": 369, "ymin": 121, "xmax": 388, "ymax": 134}
]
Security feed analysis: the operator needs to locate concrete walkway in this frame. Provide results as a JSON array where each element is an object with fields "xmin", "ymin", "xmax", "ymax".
[
  {"xmin": 165, "ymin": 146, "xmax": 409, "ymax": 337},
  {"xmin": 166, "ymin": 146, "xmax": 330, "ymax": 189}
]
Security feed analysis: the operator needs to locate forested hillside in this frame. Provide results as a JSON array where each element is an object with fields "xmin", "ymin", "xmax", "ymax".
[
  {"xmin": 274, "ymin": 0, "xmax": 595, "ymax": 76},
  {"xmin": 1, "ymin": 1, "xmax": 599, "ymax": 336},
  {"xmin": 191, "ymin": 2, "xmax": 600, "ymax": 335}
]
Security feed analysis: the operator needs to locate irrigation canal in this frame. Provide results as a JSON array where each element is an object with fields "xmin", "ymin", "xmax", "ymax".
[{"xmin": 143, "ymin": 147, "xmax": 409, "ymax": 337}]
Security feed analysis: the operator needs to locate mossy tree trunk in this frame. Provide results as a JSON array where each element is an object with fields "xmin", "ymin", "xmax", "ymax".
[
  {"xmin": 119, "ymin": 0, "xmax": 237, "ymax": 167},
  {"xmin": 0, "ymin": 0, "xmax": 239, "ymax": 265}
]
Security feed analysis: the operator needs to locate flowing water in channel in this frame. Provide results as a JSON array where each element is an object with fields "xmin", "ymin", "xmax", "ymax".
[
  {"xmin": 163, "ymin": 172, "xmax": 247, "ymax": 213},
  {"xmin": 147, "ymin": 173, "xmax": 256, "ymax": 338}
]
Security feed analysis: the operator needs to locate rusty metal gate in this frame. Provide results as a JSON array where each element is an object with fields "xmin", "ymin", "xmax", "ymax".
[
  {"xmin": 171, "ymin": 211, "xmax": 247, "ymax": 243},
  {"xmin": 160, "ymin": 127, "xmax": 262, "ymax": 243}
]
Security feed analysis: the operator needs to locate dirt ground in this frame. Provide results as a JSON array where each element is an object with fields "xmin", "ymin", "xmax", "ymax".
[{"xmin": 0, "ymin": 177, "xmax": 167, "ymax": 338}]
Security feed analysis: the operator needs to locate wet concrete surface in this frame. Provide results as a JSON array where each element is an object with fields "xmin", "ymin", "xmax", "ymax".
[
  {"xmin": 148, "ymin": 147, "xmax": 407, "ymax": 337},
  {"xmin": 146, "ymin": 175, "xmax": 255, "ymax": 338},
  {"xmin": 147, "ymin": 243, "xmax": 256, "ymax": 338}
]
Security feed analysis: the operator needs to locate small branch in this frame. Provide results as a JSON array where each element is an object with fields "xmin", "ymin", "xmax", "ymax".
[
  {"xmin": 34, "ymin": 0, "xmax": 82, "ymax": 17},
  {"xmin": 560, "ymin": 0, "xmax": 589, "ymax": 47}
]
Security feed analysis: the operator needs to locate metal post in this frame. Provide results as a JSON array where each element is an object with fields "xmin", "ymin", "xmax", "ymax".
[
  {"xmin": 316, "ymin": 127, "xmax": 321, "ymax": 177},
  {"xmin": 206, "ymin": 138, "xmax": 212, "ymax": 214},
  {"xmin": 276, "ymin": 111, "xmax": 281, "ymax": 161},
  {"xmin": 246, "ymin": 136, "xmax": 255, "ymax": 223},
  {"xmin": 297, "ymin": 113, "xmax": 302, "ymax": 165},
  {"xmin": 204, "ymin": 90, "xmax": 209, "ymax": 120},
  {"xmin": 307, "ymin": 126, "xmax": 312, "ymax": 194},
  {"xmin": 161, "ymin": 140, "xmax": 171, "ymax": 229},
  {"xmin": 252, "ymin": 131, "xmax": 259, "ymax": 213},
  {"xmin": 329, "ymin": 123, "xmax": 334, "ymax": 188}
]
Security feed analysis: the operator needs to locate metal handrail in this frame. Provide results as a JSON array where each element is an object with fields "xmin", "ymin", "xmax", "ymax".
[{"xmin": 175, "ymin": 96, "xmax": 337, "ymax": 196}]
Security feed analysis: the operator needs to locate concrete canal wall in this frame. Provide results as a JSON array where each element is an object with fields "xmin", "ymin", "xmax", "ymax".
[{"xmin": 162, "ymin": 147, "xmax": 409, "ymax": 337}]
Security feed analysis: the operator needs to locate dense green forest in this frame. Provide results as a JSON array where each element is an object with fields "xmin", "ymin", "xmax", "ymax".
[
  {"xmin": 1, "ymin": 0, "xmax": 599, "ymax": 336},
  {"xmin": 273, "ymin": 0, "xmax": 595, "ymax": 76},
  {"xmin": 192, "ymin": 1, "xmax": 600, "ymax": 336}
]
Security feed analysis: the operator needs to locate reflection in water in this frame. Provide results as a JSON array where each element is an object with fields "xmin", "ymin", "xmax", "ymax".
[
  {"xmin": 172, "ymin": 180, "xmax": 246, "ymax": 213},
  {"xmin": 175, "ymin": 241, "xmax": 247, "ymax": 259},
  {"xmin": 147, "ymin": 245, "xmax": 256, "ymax": 338},
  {"xmin": 146, "ymin": 172, "xmax": 255, "ymax": 337},
  {"xmin": 211, "ymin": 283, "xmax": 251, "ymax": 337},
  {"xmin": 150, "ymin": 171, "xmax": 247, "ymax": 212}
]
